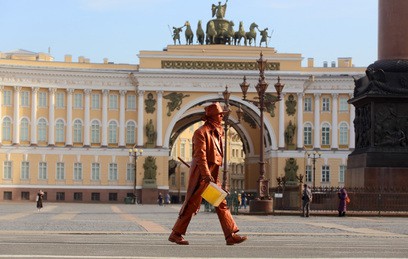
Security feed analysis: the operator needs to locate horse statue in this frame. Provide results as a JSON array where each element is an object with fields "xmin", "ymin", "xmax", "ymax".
[
  {"xmin": 234, "ymin": 21, "xmax": 246, "ymax": 45},
  {"xmin": 206, "ymin": 21, "xmax": 217, "ymax": 44},
  {"xmin": 196, "ymin": 20, "xmax": 205, "ymax": 45},
  {"xmin": 245, "ymin": 22, "xmax": 258, "ymax": 46},
  {"xmin": 184, "ymin": 21, "xmax": 194, "ymax": 45},
  {"xmin": 224, "ymin": 21, "xmax": 235, "ymax": 45}
]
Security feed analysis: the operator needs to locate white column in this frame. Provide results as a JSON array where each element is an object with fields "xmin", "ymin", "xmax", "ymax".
[
  {"xmin": 30, "ymin": 87, "xmax": 39, "ymax": 145},
  {"xmin": 13, "ymin": 86, "xmax": 21, "ymax": 145},
  {"xmin": 331, "ymin": 93, "xmax": 338, "ymax": 149},
  {"xmin": 278, "ymin": 93, "xmax": 285, "ymax": 149},
  {"xmin": 296, "ymin": 93, "xmax": 304, "ymax": 149},
  {"xmin": 66, "ymin": 89, "xmax": 74, "ymax": 146},
  {"xmin": 349, "ymin": 93, "xmax": 355, "ymax": 149},
  {"xmin": 119, "ymin": 90, "xmax": 127, "ymax": 147},
  {"xmin": 313, "ymin": 93, "xmax": 321, "ymax": 149},
  {"xmin": 0, "ymin": 86, "xmax": 3, "ymax": 144},
  {"xmin": 156, "ymin": 91, "xmax": 163, "ymax": 147},
  {"xmin": 48, "ymin": 88, "xmax": 56, "ymax": 146},
  {"xmin": 102, "ymin": 89, "xmax": 109, "ymax": 147},
  {"xmin": 84, "ymin": 89, "xmax": 91, "ymax": 147},
  {"xmin": 137, "ymin": 90, "xmax": 144, "ymax": 146}
]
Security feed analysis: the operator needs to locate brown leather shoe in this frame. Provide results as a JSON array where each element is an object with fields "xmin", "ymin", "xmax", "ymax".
[
  {"xmin": 168, "ymin": 231, "xmax": 189, "ymax": 245},
  {"xmin": 226, "ymin": 233, "xmax": 247, "ymax": 245}
]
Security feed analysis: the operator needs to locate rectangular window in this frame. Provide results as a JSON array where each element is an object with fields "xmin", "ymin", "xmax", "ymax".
[
  {"xmin": 91, "ymin": 163, "xmax": 100, "ymax": 180},
  {"xmin": 109, "ymin": 163, "xmax": 118, "ymax": 180},
  {"xmin": 171, "ymin": 175, "xmax": 176, "ymax": 186},
  {"xmin": 39, "ymin": 162, "xmax": 47, "ymax": 180},
  {"xmin": 127, "ymin": 163, "xmax": 134, "ymax": 181},
  {"xmin": 180, "ymin": 141, "xmax": 186, "ymax": 159},
  {"xmin": 3, "ymin": 191, "xmax": 12, "ymax": 200},
  {"xmin": 304, "ymin": 97, "xmax": 312, "ymax": 112},
  {"xmin": 21, "ymin": 192, "xmax": 30, "ymax": 200},
  {"xmin": 92, "ymin": 94, "xmax": 100, "ymax": 109},
  {"xmin": 56, "ymin": 192, "xmax": 65, "ymax": 201},
  {"xmin": 304, "ymin": 125, "xmax": 312, "ymax": 145},
  {"xmin": 21, "ymin": 91, "xmax": 30, "ymax": 107},
  {"xmin": 74, "ymin": 192, "xmax": 83, "ymax": 201},
  {"xmin": 21, "ymin": 161, "xmax": 29, "ymax": 180},
  {"xmin": 339, "ymin": 165, "xmax": 346, "ymax": 183},
  {"xmin": 109, "ymin": 94, "xmax": 118, "ymax": 109},
  {"xmin": 3, "ymin": 90, "xmax": 12, "ymax": 106},
  {"xmin": 109, "ymin": 193, "xmax": 118, "ymax": 201},
  {"xmin": 74, "ymin": 162, "xmax": 83, "ymax": 180},
  {"xmin": 3, "ymin": 161, "xmax": 12, "ymax": 179},
  {"xmin": 56, "ymin": 162, "xmax": 65, "ymax": 180},
  {"xmin": 74, "ymin": 93, "xmax": 83, "ymax": 108},
  {"xmin": 322, "ymin": 165, "xmax": 330, "ymax": 182},
  {"xmin": 127, "ymin": 95, "xmax": 136, "ymax": 110},
  {"xmin": 322, "ymin": 97, "xmax": 330, "ymax": 112},
  {"xmin": 322, "ymin": 126, "xmax": 330, "ymax": 145},
  {"xmin": 56, "ymin": 92, "xmax": 65, "ymax": 108},
  {"xmin": 91, "ymin": 192, "xmax": 100, "ymax": 201},
  {"xmin": 306, "ymin": 165, "xmax": 312, "ymax": 182},
  {"xmin": 181, "ymin": 172, "xmax": 185, "ymax": 187},
  {"xmin": 38, "ymin": 92, "xmax": 47, "ymax": 107},
  {"xmin": 339, "ymin": 97, "xmax": 349, "ymax": 112}
]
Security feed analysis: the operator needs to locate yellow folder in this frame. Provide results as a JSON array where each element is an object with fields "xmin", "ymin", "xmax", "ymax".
[{"xmin": 201, "ymin": 182, "xmax": 227, "ymax": 207}]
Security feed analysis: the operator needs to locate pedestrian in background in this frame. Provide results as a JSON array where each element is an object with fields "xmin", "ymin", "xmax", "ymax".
[
  {"xmin": 338, "ymin": 188, "xmax": 348, "ymax": 217},
  {"xmin": 165, "ymin": 193, "xmax": 171, "ymax": 205},
  {"xmin": 241, "ymin": 192, "xmax": 247, "ymax": 209},
  {"xmin": 301, "ymin": 184, "xmax": 312, "ymax": 217},
  {"xmin": 158, "ymin": 193, "xmax": 163, "ymax": 206},
  {"xmin": 36, "ymin": 190, "xmax": 44, "ymax": 212}
]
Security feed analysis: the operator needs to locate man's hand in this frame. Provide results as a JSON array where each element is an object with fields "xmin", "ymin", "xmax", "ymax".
[{"xmin": 202, "ymin": 174, "xmax": 215, "ymax": 183}]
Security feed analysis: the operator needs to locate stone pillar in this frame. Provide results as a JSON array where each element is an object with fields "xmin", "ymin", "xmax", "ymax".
[
  {"xmin": 102, "ymin": 90, "xmax": 109, "ymax": 147},
  {"xmin": 296, "ymin": 93, "xmax": 304, "ymax": 149},
  {"xmin": 278, "ymin": 93, "xmax": 285, "ymax": 149},
  {"xmin": 48, "ymin": 88, "xmax": 56, "ymax": 146},
  {"xmin": 30, "ymin": 87, "xmax": 39, "ymax": 146},
  {"xmin": 13, "ymin": 86, "xmax": 21, "ymax": 145},
  {"xmin": 313, "ymin": 93, "xmax": 320, "ymax": 149},
  {"xmin": 156, "ymin": 91, "xmax": 163, "ymax": 147},
  {"xmin": 66, "ymin": 89, "xmax": 74, "ymax": 147},
  {"xmin": 119, "ymin": 90, "xmax": 126, "ymax": 148},
  {"xmin": 137, "ymin": 90, "xmax": 144, "ymax": 147}
]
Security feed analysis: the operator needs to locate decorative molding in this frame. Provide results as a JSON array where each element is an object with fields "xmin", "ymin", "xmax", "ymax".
[{"xmin": 161, "ymin": 60, "xmax": 280, "ymax": 71}]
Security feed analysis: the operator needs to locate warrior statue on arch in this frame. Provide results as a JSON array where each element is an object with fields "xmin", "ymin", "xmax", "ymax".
[{"xmin": 212, "ymin": 0, "xmax": 228, "ymax": 19}]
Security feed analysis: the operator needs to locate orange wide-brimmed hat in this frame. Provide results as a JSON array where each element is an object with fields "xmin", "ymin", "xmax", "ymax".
[{"xmin": 205, "ymin": 102, "xmax": 227, "ymax": 117}]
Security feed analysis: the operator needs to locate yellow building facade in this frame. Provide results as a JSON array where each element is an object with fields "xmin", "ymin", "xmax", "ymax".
[{"xmin": 0, "ymin": 46, "xmax": 365, "ymax": 203}]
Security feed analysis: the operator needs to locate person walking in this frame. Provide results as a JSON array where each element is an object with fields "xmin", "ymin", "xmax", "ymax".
[
  {"xmin": 168, "ymin": 102, "xmax": 247, "ymax": 246},
  {"xmin": 36, "ymin": 190, "xmax": 44, "ymax": 212},
  {"xmin": 301, "ymin": 184, "xmax": 312, "ymax": 217},
  {"xmin": 338, "ymin": 188, "xmax": 348, "ymax": 217},
  {"xmin": 158, "ymin": 193, "xmax": 163, "ymax": 206},
  {"xmin": 241, "ymin": 192, "xmax": 247, "ymax": 209}
]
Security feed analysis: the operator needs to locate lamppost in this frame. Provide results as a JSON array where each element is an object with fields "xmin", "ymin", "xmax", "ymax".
[
  {"xmin": 239, "ymin": 52, "xmax": 284, "ymax": 213},
  {"xmin": 129, "ymin": 144, "xmax": 143, "ymax": 202},
  {"xmin": 221, "ymin": 86, "xmax": 243, "ymax": 191},
  {"xmin": 307, "ymin": 150, "xmax": 321, "ymax": 188}
]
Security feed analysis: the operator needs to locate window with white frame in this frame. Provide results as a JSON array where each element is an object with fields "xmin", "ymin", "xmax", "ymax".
[
  {"xmin": 3, "ymin": 90, "xmax": 12, "ymax": 106},
  {"xmin": 108, "ymin": 121, "xmax": 117, "ymax": 144},
  {"xmin": 304, "ymin": 97, "xmax": 312, "ymax": 112},
  {"xmin": 339, "ymin": 122, "xmax": 349, "ymax": 145},
  {"xmin": 2, "ymin": 117, "xmax": 11, "ymax": 141},
  {"xmin": 126, "ymin": 121, "xmax": 136, "ymax": 144},
  {"xmin": 73, "ymin": 119, "xmax": 82, "ymax": 143},
  {"xmin": 38, "ymin": 118, "xmax": 47, "ymax": 142},
  {"xmin": 38, "ymin": 92, "xmax": 47, "ymax": 107},
  {"xmin": 39, "ymin": 162, "xmax": 47, "ymax": 180},
  {"xmin": 55, "ymin": 119, "xmax": 65, "ymax": 142},
  {"xmin": 91, "ymin": 163, "xmax": 100, "ymax": 180},
  {"xmin": 322, "ymin": 165, "xmax": 330, "ymax": 182},
  {"xmin": 74, "ymin": 93, "xmax": 83, "ymax": 108},
  {"xmin": 322, "ymin": 97, "xmax": 330, "ymax": 112},
  {"xmin": 127, "ymin": 95, "xmax": 136, "ymax": 110},
  {"xmin": 21, "ymin": 161, "xmax": 29, "ymax": 180},
  {"xmin": 20, "ymin": 118, "xmax": 29, "ymax": 141},
  {"xmin": 56, "ymin": 162, "xmax": 65, "ymax": 180},
  {"xmin": 74, "ymin": 162, "xmax": 83, "ymax": 180},
  {"xmin": 303, "ymin": 123, "xmax": 312, "ymax": 145},
  {"xmin": 339, "ymin": 165, "xmax": 346, "ymax": 183},
  {"xmin": 109, "ymin": 94, "xmax": 118, "ymax": 109},
  {"xmin": 181, "ymin": 172, "xmax": 185, "ymax": 187},
  {"xmin": 180, "ymin": 140, "xmax": 186, "ymax": 159},
  {"xmin": 127, "ymin": 163, "xmax": 134, "ymax": 181},
  {"xmin": 91, "ymin": 94, "xmax": 100, "ymax": 109},
  {"xmin": 91, "ymin": 120, "xmax": 100, "ymax": 144},
  {"xmin": 3, "ymin": 161, "xmax": 12, "ymax": 179},
  {"xmin": 306, "ymin": 165, "xmax": 312, "ymax": 182},
  {"xmin": 339, "ymin": 97, "xmax": 349, "ymax": 112},
  {"xmin": 321, "ymin": 123, "xmax": 330, "ymax": 145},
  {"xmin": 21, "ymin": 91, "xmax": 30, "ymax": 107},
  {"xmin": 56, "ymin": 92, "xmax": 65, "ymax": 108},
  {"xmin": 109, "ymin": 163, "xmax": 118, "ymax": 180}
]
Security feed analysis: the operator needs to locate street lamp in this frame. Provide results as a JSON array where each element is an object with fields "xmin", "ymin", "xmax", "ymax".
[
  {"xmin": 129, "ymin": 145, "xmax": 143, "ymax": 200},
  {"xmin": 307, "ymin": 150, "xmax": 321, "ymax": 188},
  {"xmin": 239, "ymin": 52, "xmax": 284, "ymax": 213}
]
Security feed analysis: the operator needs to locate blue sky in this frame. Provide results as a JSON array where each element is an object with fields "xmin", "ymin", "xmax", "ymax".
[{"xmin": 0, "ymin": 0, "xmax": 378, "ymax": 67}]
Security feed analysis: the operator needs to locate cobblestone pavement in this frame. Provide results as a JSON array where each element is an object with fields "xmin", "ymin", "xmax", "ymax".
[{"xmin": 0, "ymin": 202, "xmax": 407, "ymax": 258}]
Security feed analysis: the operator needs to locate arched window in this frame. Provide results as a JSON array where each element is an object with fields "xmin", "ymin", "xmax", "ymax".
[
  {"xmin": 339, "ymin": 122, "xmax": 349, "ymax": 145},
  {"xmin": 2, "ymin": 117, "xmax": 11, "ymax": 141},
  {"xmin": 303, "ymin": 122, "xmax": 312, "ymax": 145},
  {"xmin": 20, "ymin": 118, "xmax": 29, "ymax": 141},
  {"xmin": 108, "ymin": 121, "xmax": 117, "ymax": 144},
  {"xmin": 126, "ymin": 121, "xmax": 136, "ymax": 144},
  {"xmin": 55, "ymin": 119, "xmax": 65, "ymax": 142},
  {"xmin": 321, "ymin": 123, "xmax": 330, "ymax": 145},
  {"xmin": 38, "ymin": 118, "xmax": 47, "ymax": 142},
  {"xmin": 91, "ymin": 120, "xmax": 100, "ymax": 144},
  {"xmin": 73, "ymin": 119, "xmax": 82, "ymax": 143}
]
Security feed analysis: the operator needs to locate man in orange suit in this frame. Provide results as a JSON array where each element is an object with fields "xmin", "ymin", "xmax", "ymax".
[{"xmin": 168, "ymin": 102, "xmax": 247, "ymax": 246}]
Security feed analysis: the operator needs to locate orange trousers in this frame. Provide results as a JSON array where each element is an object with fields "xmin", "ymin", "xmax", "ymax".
[{"xmin": 172, "ymin": 182, "xmax": 239, "ymax": 239}]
